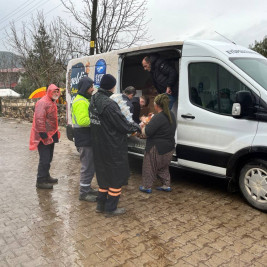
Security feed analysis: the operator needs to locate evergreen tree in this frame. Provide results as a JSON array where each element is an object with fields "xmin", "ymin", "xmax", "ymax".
[
  {"xmin": 249, "ymin": 36, "xmax": 267, "ymax": 57},
  {"xmin": 24, "ymin": 22, "xmax": 65, "ymax": 89}
]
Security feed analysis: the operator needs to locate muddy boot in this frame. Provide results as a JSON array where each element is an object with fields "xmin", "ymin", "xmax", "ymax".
[
  {"xmin": 105, "ymin": 208, "xmax": 126, "ymax": 217},
  {"xmin": 96, "ymin": 191, "xmax": 107, "ymax": 213},
  {"xmin": 96, "ymin": 202, "xmax": 105, "ymax": 213},
  {"xmin": 46, "ymin": 175, "xmax": 58, "ymax": 184},
  {"xmin": 87, "ymin": 187, "xmax": 98, "ymax": 196},
  {"xmin": 36, "ymin": 178, "xmax": 53, "ymax": 189},
  {"xmin": 79, "ymin": 193, "xmax": 97, "ymax": 202}
]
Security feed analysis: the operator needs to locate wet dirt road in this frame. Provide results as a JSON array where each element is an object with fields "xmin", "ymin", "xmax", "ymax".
[{"xmin": 0, "ymin": 117, "xmax": 266, "ymax": 267}]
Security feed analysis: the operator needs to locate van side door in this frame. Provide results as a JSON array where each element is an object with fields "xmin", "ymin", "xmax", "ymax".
[{"xmin": 176, "ymin": 57, "xmax": 259, "ymax": 176}]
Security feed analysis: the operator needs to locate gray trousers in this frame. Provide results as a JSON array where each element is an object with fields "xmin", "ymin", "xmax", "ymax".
[{"xmin": 77, "ymin": 146, "xmax": 95, "ymax": 195}]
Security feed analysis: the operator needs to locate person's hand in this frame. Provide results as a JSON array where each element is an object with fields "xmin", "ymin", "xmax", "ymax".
[
  {"xmin": 39, "ymin": 132, "xmax": 48, "ymax": 139},
  {"xmin": 166, "ymin": 87, "xmax": 172, "ymax": 95},
  {"xmin": 139, "ymin": 122, "xmax": 145, "ymax": 129}
]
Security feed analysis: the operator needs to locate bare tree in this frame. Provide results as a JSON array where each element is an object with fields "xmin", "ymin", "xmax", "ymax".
[
  {"xmin": 6, "ymin": 12, "xmax": 73, "ymax": 91},
  {"xmin": 60, "ymin": 0, "xmax": 150, "ymax": 55}
]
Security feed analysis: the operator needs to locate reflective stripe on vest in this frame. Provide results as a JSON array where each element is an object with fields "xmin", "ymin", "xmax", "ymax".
[{"xmin": 71, "ymin": 98, "xmax": 90, "ymax": 128}]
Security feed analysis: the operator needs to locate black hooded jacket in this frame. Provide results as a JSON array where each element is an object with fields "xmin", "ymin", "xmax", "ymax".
[
  {"xmin": 150, "ymin": 55, "xmax": 178, "ymax": 95},
  {"xmin": 131, "ymin": 97, "xmax": 141, "ymax": 123},
  {"xmin": 72, "ymin": 76, "xmax": 93, "ymax": 147},
  {"xmin": 89, "ymin": 88, "xmax": 141, "ymax": 188}
]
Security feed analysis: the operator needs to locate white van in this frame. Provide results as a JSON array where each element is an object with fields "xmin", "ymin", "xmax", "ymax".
[{"xmin": 66, "ymin": 40, "xmax": 267, "ymax": 212}]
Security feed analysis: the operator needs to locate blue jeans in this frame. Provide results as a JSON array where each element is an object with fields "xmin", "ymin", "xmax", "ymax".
[{"xmin": 167, "ymin": 94, "xmax": 177, "ymax": 109}]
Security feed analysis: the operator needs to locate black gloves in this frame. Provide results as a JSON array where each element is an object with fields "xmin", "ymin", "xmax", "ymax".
[
  {"xmin": 52, "ymin": 132, "xmax": 59, "ymax": 143},
  {"xmin": 39, "ymin": 132, "xmax": 48, "ymax": 139}
]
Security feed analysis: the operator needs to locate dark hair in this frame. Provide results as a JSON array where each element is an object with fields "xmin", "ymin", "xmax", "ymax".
[
  {"xmin": 123, "ymin": 86, "xmax": 136, "ymax": 96},
  {"xmin": 154, "ymin": 94, "xmax": 172, "ymax": 123},
  {"xmin": 140, "ymin": 95, "xmax": 149, "ymax": 107},
  {"xmin": 143, "ymin": 56, "xmax": 151, "ymax": 64}
]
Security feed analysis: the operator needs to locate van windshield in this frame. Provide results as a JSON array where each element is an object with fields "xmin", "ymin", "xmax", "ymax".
[{"xmin": 230, "ymin": 57, "xmax": 267, "ymax": 90}]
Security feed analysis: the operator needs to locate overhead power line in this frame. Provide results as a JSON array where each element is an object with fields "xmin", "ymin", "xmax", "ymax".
[
  {"xmin": 0, "ymin": 0, "xmax": 51, "ymax": 33},
  {"xmin": 0, "ymin": 0, "xmax": 62, "ymax": 46},
  {"xmin": 0, "ymin": 0, "xmax": 37, "ymax": 25}
]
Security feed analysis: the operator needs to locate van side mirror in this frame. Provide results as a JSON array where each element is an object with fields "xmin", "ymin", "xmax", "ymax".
[{"xmin": 232, "ymin": 91, "xmax": 254, "ymax": 118}]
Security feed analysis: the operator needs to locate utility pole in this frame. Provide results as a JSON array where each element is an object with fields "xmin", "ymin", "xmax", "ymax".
[{"xmin": 90, "ymin": 0, "xmax": 98, "ymax": 55}]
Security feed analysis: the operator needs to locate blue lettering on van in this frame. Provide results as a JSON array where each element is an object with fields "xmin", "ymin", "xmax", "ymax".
[{"xmin": 94, "ymin": 59, "xmax": 106, "ymax": 87}]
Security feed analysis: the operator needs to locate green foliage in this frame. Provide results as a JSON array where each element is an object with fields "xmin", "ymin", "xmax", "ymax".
[
  {"xmin": 17, "ymin": 20, "xmax": 66, "ymax": 98},
  {"xmin": 249, "ymin": 36, "xmax": 267, "ymax": 57},
  {"xmin": 14, "ymin": 74, "xmax": 35, "ymax": 99}
]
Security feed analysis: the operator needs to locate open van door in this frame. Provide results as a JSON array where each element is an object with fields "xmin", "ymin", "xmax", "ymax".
[{"xmin": 118, "ymin": 46, "xmax": 181, "ymax": 155}]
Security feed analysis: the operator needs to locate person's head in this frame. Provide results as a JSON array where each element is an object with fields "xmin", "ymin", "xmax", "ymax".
[
  {"xmin": 100, "ymin": 74, "xmax": 117, "ymax": 92},
  {"xmin": 220, "ymin": 88, "xmax": 230, "ymax": 99},
  {"xmin": 140, "ymin": 95, "xmax": 149, "ymax": 108},
  {"xmin": 47, "ymin": 84, "xmax": 60, "ymax": 101},
  {"xmin": 78, "ymin": 76, "xmax": 94, "ymax": 99},
  {"xmin": 154, "ymin": 94, "xmax": 172, "ymax": 123},
  {"xmin": 123, "ymin": 86, "xmax": 136, "ymax": 99},
  {"xmin": 142, "ymin": 56, "xmax": 151, "ymax": 72}
]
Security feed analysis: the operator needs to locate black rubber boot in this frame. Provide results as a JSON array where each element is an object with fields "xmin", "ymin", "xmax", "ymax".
[
  {"xmin": 105, "ymin": 195, "xmax": 120, "ymax": 212},
  {"xmin": 96, "ymin": 203, "xmax": 105, "ymax": 213},
  {"xmin": 96, "ymin": 191, "xmax": 108, "ymax": 213},
  {"xmin": 36, "ymin": 178, "xmax": 53, "ymax": 189},
  {"xmin": 79, "ymin": 193, "xmax": 97, "ymax": 202},
  {"xmin": 87, "ymin": 187, "xmax": 98, "ymax": 196},
  {"xmin": 46, "ymin": 176, "xmax": 58, "ymax": 184},
  {"xmin": 105, "ymin": 208, "xmax": 126, "ymax": 217}
]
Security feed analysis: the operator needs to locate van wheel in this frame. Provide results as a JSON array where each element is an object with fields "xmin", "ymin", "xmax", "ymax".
[{"xmin": 239, "ymin": 159, "xmax": 267, "ymax": 212}]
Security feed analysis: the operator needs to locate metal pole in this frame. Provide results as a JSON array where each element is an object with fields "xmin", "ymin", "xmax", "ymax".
[{"xmin": 90, "ymin": 0, "xmax": 98, "ymax": 55}]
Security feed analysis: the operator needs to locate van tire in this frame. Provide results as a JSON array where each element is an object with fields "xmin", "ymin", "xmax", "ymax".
[{"xmin": 239, "ymin": 159, "xmax": 267, "ymax": 212}]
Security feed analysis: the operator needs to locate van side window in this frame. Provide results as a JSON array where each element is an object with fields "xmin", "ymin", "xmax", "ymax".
[{"xmin": 189, "ymin": 62, "xmax": 250, "ymax": 115}]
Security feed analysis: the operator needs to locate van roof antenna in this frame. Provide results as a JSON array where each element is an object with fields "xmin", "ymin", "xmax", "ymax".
[{"xmin": 215, "ymin": 31, "xmax": 236, "ymax": 45}]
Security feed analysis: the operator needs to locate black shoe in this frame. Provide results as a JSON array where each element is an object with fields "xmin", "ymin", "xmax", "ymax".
[
  {"xmin": 105, "ymin": 208, "xmax": 126, "ymax": 217},
  {"xmin": 46, "ymin": 176, "xmax": 58, "ymax": 184},
  {"xmin": 36, "ymin": 181, "xmax": 53, "ymax": 189},
  {"xmin": 87, "ymin": 187, "xmax": 98, "ymax": 196},
  {"xmin": 79, "ymin": 193, "xmax": 97, "ymax": 202},
  {"xmin": 96, "ymin": 203, "xmax": 105, "ymax": 213}
]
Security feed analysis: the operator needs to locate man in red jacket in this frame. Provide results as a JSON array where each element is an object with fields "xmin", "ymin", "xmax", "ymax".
[{"xmin": 29, "ymin": 84, "xmax": 60, "ymax": 189}]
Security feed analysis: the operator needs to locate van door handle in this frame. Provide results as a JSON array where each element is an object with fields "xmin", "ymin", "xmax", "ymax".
[{"xmin": 181, "ymin": 114, "xmax": 195, "ymax": 119}]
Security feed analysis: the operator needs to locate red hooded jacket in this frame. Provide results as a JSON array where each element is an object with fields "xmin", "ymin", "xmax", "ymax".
[{"xmin": 29, "ymin": 84, "xmax": 61, "ymax": 150}]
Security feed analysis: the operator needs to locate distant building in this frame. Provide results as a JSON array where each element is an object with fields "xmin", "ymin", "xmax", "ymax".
[
  {"xmin": 0, "ymin": 51, "xmax": 24, "ymax": 89},
  {"xmin": 0, "ymin": 88, "xmax": 21, "ymax": 97}
]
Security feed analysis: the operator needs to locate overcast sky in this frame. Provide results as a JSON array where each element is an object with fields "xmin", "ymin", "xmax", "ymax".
[{"xmin": 0, "ymin": 0, "xmax": 266, "ymax": 52}]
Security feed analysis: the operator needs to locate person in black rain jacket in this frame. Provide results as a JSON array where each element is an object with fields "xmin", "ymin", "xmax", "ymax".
[
  {"xmin": 89, "ymin": 74, "xmax": 141, "ymax": 217},
  {"xmin": 142, "ymin": 54, "xmax": 178, "ymax": 109}
]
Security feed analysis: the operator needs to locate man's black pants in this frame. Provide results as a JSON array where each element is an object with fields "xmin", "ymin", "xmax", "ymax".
[{"xmin": 37, "ymin": 141, "xmax": 54, "ymax": 180}]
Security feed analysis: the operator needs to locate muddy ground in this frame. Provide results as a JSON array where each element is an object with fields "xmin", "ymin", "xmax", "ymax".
[{"xmin": 0, "ymin": 117, "xmax": 266, "ymax": 266}]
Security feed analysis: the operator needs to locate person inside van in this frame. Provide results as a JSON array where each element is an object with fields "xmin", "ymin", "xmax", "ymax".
[
  {"xmin": 131, "ymin": 95, "xmax": 150, "ymax": 123},
  {"xmin": 190, "ymin": 87, "xmax": 202, "ymax": 106},
  {"xmin": 139, "ymin": 94, "xmax": 176, "ymax": 193},
  {"xmin": 142, "ymin": 54, "xmax": 178, "ymax": 109},
  {"xmin": 122, "ymin": 86, "xmax": 136, "ymax": 115},
  {"xmin": 207, "ymin": 88, "xmax": 233, "ymax": 114}
]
